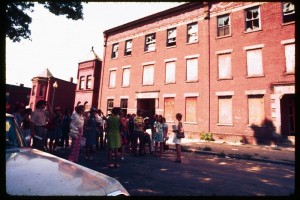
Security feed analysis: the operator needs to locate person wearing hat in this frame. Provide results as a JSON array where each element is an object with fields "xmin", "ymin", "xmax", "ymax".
[{"xmin": 83, "ymin": 107, "xmax": 98, "ymax": 160}]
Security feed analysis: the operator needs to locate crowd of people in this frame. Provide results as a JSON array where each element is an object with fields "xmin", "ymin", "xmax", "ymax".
[{"xmin": 9, "ymin": 100, "xmax": 184, "ymax": 168}]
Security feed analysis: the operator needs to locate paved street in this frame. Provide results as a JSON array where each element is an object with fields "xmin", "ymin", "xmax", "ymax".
[{"xmin": 54, "ymin": 145, "xmax": 295, "ymax": 196}]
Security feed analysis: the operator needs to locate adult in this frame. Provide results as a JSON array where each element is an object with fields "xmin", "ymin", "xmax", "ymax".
[
  {"xmin": 153, "ymin": 115, "xmax": 164, "ymax": 157},
  {"xmin": 141, "ymin": 117, "xmax": 152, "ymax": 155},
  {"xmin": 95, "ymin": 109, "xmax": 106, "ymax": 150},
  {"xmin": 162, "ymin": 117, "xmax": 169, "ymax": 152},
  {"xmin": 12, "ymin": 102, "xmax": 25, "ymax": 126},
  {"xmin": 31, "ymin": 100, "xmax": 50, "ymax": 150},
  {"xmin": 47, "ymin": 107, "xmax": 62, "ymax": 153},
  {"xmin": 133, "ymin": 110, "xmax": 144, "ymax": 156},
  {"xmin": 68, "ymin": 105, "xmax": 85, "ymax": 163},
  {"xmin": 21, "ymin": 108, "xmax": 34, "ymax": 146},
  {"xmin": 106, "ymin": 107, "xmax": 121, "ymax": 168},
  {"xmin": 60, "ymin": 108, "xmax": 72, "ymax": 148},
  {"xmin": 172, "ymin": 113, "xmax": 184, "ymax": 163},
  {"xmin": 119, "ymin": 111, "xmax": 128, "ymax": 160},
  {"xmin": 83, "ymin": 107, "xmax": 98, "ymax": 160}
]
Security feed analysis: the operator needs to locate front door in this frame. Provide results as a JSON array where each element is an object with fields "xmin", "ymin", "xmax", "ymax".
[
  {"xmin": 280, "ymin": 94, "xmax": 295, "ymax": 136},
  {"xmin": 137, "ymin": 98, "xmax": 155, "ymax": 118}
]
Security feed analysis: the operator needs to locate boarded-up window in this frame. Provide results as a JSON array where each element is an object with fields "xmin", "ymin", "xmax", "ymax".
[
  {"xmin": 164, "ymin": 97, "xmax": 175, "ymax": 122},
  {"xmin": 165, "ymin": 61, "xmax": 175, "ymax": 84},
  {"xmin": 185, "ymin": 97, "xmax": 197, "ymax": 122},
  {"xmin": 143, "ymin": 64, "xmax": 154, "ymax": 85},
  {"xmin": 247, "ymin": 49, "xmax": 263, "ymax": 76},
  {"xmin": 285, "ymin": 43, "xmax": 295, "ymax": 73},
  {"xmin": 218, "ymin": 96, "xmax": 232, "ymax": 124},
  {"xmin": 109, "ymin": 70, "xmax": 116, "ymax": 88},
  {"xmin": 122, "ymin": 68, "xmax": 130, "ymax": 87},
  {"xmin": 218, "ymin": 53, "xmax": 232, "ymax": 79},
  {"xmin": 248, "ymin": 95, "xmax": 264, "ymax": 126},
  {"xmin": 186, "ymin": 58, "xmax": 198, "ymax": 81}
]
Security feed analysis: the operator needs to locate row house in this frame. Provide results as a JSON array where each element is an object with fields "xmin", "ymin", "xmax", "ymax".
[{"xmin": 98, "ymin": 2, "xmax": 295, "ymax": 145}]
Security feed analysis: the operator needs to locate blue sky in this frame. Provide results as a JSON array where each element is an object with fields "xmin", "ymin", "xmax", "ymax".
[{"xmin": 6, "ymin": 2, "xmax": 184, "ymax": 88}]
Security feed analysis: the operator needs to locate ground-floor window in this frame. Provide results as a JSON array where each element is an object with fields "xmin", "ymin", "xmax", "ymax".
[
  {"xmin": 185, "ymin": 97, "xmax": 197, "ymax": 122},
  {"xmin": 164, "ymin": 97, "xmax": 175, "ymax": 122},
  {"xmin": 218, "ymin": 96, "xmax": 233, "ymax": 124},
  {"xmin": 120, "ymin": 99, "xmax": 128, "ymax": 116},
  {"xmin": 248, "ymin": 94, "xmax": 265, "ymax": 126}
]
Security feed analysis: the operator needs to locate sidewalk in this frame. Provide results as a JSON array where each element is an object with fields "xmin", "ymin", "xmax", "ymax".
[{"xmin": 167, "ymin": 138, "xmax": 295, "ymax": 166}]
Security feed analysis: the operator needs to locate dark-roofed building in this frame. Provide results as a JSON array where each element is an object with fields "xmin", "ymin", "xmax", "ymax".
[
  {"xmin": 98, "ymin": 2, "xmax": 295, "ymax": 145},
  {"xmin": 29, "ymin": 68, "xmax": 76, "ymax": 112},
  {"xmin": 74, "ymin": 47, "xmax": 102, "ymax": 111}
]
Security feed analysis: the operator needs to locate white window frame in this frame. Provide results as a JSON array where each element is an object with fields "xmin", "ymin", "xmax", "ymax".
[
  {"xmin": 145, "ymin": 33, "xmax": 156, "ymax": 52},
  {"xmin": 111, "ymin": 43, "xmax": 119, "ymax": 59},
  {"xmin": 217, "ymin": 14, "xmax": 230, "ymax": 37},
  {"xmin": 217, "ymin": 52, "xmax": 232, "ymax": 79},
  {"xmin": 167, "ymin": 28, "xmax": 176, "ymax": 47},
  {"xmin": 108, "ymin": 69, "xmax": 117, "ymax": 88},
  {"xmin": 79, "ymin": 76, "xmax": 85, "ymax": 90},
  {"xmin": 187, "ymin": 22, "xmax": 198, "ymax": 43},
  {"xmin": 245, "ymin": 6, "xmax": 261, "ymax": 32},
  {"xmin": 86, "ymin": 75, "xmax": 92, "ymax": 89},
  {"xmin": 284, "ymin": 43, "xmax": 295, "ymax": 74},
  {"xmin": 124, "ymin": 39, "xmax": 132, "ymax": 56},
  {"xmin": 282, "ymin": 2, "xmax": 295, "ymax": 23}
]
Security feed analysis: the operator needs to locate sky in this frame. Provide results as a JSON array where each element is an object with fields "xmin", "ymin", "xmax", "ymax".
[{"xmin": 5, "ymin": 2, "xmax": 184, "ymax": 88}]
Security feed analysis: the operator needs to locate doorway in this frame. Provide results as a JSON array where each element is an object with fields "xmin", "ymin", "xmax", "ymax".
[
  {"xmin": 280, "ymin": 94, "xmax": 295, "ymax": 136},
  {"xmin": 137, "ymin": 98, "xmax": 155, "ymax": 118}
]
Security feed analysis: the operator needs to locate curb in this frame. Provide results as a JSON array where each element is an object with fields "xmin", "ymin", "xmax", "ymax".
[{"xmin": 169, "ymin": 146, "xmax": 295, "ymax": 167}]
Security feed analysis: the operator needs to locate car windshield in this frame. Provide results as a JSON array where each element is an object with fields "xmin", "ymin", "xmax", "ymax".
[{"xmin": 6, "ymin": 116, "xmax": 27, "ymax": 149}]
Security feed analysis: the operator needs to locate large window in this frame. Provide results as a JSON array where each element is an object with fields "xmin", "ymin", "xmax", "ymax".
[
  {"xmin": 122, "ymin": 67, "xmax": 130, "ymax": 87},
  {"xmin": 284, "ymin": 43, "xmax": 295, "ymax": 74},
  {"xmin": 248, "ymin": 95, "xmax": 264, "ymax": 126},
  {"xmin": 120, "ymin": 99, "xmax": 128, "ymax": 116},
  {"xmin": 109, "ymin": 70, "xmax": 116, "ymax": 88},
  {"xmin": 245, "ymin": 6, "xmax": 260, "ymax": 31},
  {"xmin": 86, "ymin": 75, "xmax": 92, "ymax": 89},
  {"xmin": 218, "ymin": 53, "xmax": 232, "ymax": 79},
  {"xmin": 217, "ymin": 14, "xmax": 230, "ymax": 37},
  {"xmin": 246, "ymin": 48, "xmax": 263, "ymax": 77},
  {"xmin": 186, "ymin": 58, "xmax": 198, "ymax": 82},
  {"xmin": 164, "ymin": 97, "xmax": 175, "ymax": 122},
  {"xmin": 166, "ymin": 28, "xmax": 176, "ymax": 47},
  {"xmin": 107, "ymin": 99, "xmax": 114, "ymax": 114},
  {"xmin": 165, "ymin": 61, "xmax": 176, "ymax": 84},
  {"xmin": 185, "ymin": 97, "xmax": 197, "ymax": 122},
  {"xmin": 187, "ymin": 22, "xmax": 198, "ymax": 43},
  {"xmin": 124, "ymin": 39, "xmax": 132, "ymax": 56},
  {"xmin": 143, "ymin": 64, "xmax": 154, "ymax": 85},
  {"xmin": 145, "ymin": 33, "xmax": 156, "ymax": 52},
  {"xmin": 283, "ymin": 2, "xmax": 295, "ymax": 23},
  {"xmin": 111, "ymin": 43, "xmax": 119, "ymax": 59},
  {"xmin": 79, "ymin": 76, "xmax": 85, "ymax": 90},
  {"xmin": 218, "ymin": 96, "xmax": 233, "ymax": 124}
]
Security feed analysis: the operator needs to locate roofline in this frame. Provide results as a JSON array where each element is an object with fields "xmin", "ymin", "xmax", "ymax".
[{"xmin": 103, "ymin": 2, "xmax": 203, "ymax": 35}]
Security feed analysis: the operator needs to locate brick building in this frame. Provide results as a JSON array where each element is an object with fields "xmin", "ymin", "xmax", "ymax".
[
  {"xmin": 29, "ymin": 68, "xmax": 76, "ymax": 112},
  {"xmin": 99, "ymin": 2, "xmax": 295, "ymax": 145},
  {"xmin": 6, "ymin": 84, "xmax": 31, "ymax": 114},
  {"xmin": 74, "ymin": 47, "xmax": 102, "ymax": 111}
]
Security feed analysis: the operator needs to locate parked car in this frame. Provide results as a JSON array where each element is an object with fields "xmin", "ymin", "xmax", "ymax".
[{"xmin": 5, "ymin": 113, "xmax": 129, "ymax": 196}]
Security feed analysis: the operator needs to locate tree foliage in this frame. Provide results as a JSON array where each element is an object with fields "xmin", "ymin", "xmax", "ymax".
[{"xmin": 6, "ymin": 2, "xmax": 84, "ymax": 42}]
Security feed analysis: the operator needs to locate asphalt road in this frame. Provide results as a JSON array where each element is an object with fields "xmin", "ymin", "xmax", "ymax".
[{"xmin": 54, "ymin": 147, "xmax": 295, "ymax": 196}]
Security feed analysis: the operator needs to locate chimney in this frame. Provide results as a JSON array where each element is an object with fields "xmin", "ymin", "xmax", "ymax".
[
  {"xmin": 20, "ymin": 84, "xmax": 24, "ymax": 87},
  {"xmin": 70, "ymin": 77, "xmax": 73, "ymax": 83}
]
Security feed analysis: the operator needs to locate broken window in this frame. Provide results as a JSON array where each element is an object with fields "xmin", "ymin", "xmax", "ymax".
[
  {"xmin": 187, "ymin": 22, "xmax": 198, "ymax": 43},
  {"xmin": 145, "ymin": 33, "xmax": 156, "ymax": 51},
  {"xmin": 111, "ymin": 43, "xmax": 119, "ymax": 59},
  {"xmin": 283, "ymin": 2, "xmax": 295, "ymax": 23},
  {"xmin": 124, "ymin": 39, "xmax": 132, "ymax": 56},
  {"xmin": 245, "ymin": 7, "xmax": 260, "ymax": 31},
  {"xmin": 167, "ymin": 28, "xmax": 176, "ymax": 47},
  {"xmin": 217, "ymin": 14, "xmax": 230, "ymax": 37}
]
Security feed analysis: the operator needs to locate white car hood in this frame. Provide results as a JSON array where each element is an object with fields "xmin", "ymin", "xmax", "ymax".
[{"xmin": 6, "ymin": 148, "xmax": 128, "ymax": 196}]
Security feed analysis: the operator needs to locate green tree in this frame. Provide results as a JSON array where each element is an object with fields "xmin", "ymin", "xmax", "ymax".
[{"xmin": 6, "ymin": 2, "xmax": 84, "ymax": 42}]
